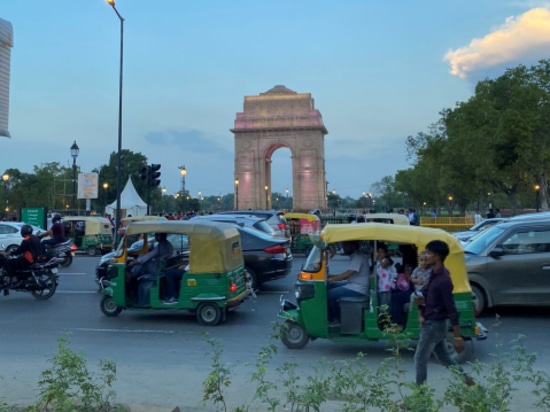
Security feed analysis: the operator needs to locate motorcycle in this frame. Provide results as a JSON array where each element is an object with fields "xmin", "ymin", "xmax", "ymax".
[
  {"xmin": 0, "ymin": 250, "xmax": 60, "ymax": 300},
  {"xmin": 41, "ymin": 240, "xmax": 74, "ymax": 268}
]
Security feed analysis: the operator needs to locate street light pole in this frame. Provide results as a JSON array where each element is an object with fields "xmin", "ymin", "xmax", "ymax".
[
  {"xmin": 535, "ymin": 185, "xmax": 541, "ymax": 212},
  {"xmin": 179, "ymin": 165, "xmax": 186, "ymax": 212},
  {"xmin": 285, "ymin": 188, "xmax": 289, "ymax": 210},
  {"xmin": 2, "ymin": 173, "xmax": 8, "ymax": 218},
  {"xmin": 234, "ymin": 178, "xmax": 239, "ymax": 210},
  {"xmin": 264, "ymin": 185, "xmax": 269, "ymax": 210},
  {"xmin": 102, "ymin": 182, "xmax": 109, "ymax": 210},
  {"xmin": 106, "ymin": 0, "xmax": 124, "ymax": 235},
  {"xmin": 70, "ymin": 141, "xmax": 79, "ymax": 214}
]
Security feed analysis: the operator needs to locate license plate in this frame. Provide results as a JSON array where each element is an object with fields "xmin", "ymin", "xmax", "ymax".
[{"xmin": 51, "ymin": 268, "xmax": 58, "ymax": 274}]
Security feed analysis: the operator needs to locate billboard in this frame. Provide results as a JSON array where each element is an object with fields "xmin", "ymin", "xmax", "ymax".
[
  {"xmin": 0, "ymin": 18, "xmax": 13, "ymax": 138},
  {"xmin": 78, "ymin": 173, "xmax": 99, "ymax": 200}
]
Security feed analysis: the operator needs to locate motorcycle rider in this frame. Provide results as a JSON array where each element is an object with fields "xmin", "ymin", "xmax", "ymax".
[
  {"xmin": 39, "ymin": 213, "xmax": 66, "ymax": 248},
  {"xmin": 3, "ymin": 224, "xmax": 42, "ymax": 284}
]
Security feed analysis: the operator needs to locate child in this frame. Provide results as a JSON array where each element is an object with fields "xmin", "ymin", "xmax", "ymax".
[
  {"xmin": 375, "ymin": 244, "xmax": 396, "ymax": 308},
  {"xmin": 410, "ymin": 250, "xmax": 432, "ymax": 295}
]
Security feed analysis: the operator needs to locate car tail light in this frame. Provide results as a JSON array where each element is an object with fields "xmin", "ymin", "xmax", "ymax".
[
  {"xmin": 264, "ymin": 244, "xmax": 287, "ymax": 254},
  {"xmin": 71, "ymin": 244, "xmax": 77, "ymax": 251},
  {"xmin": 278, "ymin": 223, "xmax": 286, "ymax": 232}
]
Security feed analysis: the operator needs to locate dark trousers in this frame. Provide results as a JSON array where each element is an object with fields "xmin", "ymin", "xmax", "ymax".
[
  {"xmin": 390, "ymin": 286, "xmax": 414, "ymax": 326},
  {"xmin": 3, "ymin": 257, "xmax": 31, "ymax": 278}
]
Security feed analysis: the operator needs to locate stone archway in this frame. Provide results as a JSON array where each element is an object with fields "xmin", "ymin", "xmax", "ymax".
[{"xmin": 231, "ymin": 85, "xmax": 328, "ymax": 211}]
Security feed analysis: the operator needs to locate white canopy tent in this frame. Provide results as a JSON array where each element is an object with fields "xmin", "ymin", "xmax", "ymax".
[{"xmin": 105, "ymin": 176, "xmax": 147, "ymax": 218}]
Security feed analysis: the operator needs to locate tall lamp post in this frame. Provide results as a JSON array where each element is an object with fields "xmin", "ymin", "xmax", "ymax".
[
  {"xmin": 2, "ymin": 173, "xmax": 8, "ymax": 217},
  {"xmin": 234, "ymin": 178, "xmax": 239, "ymax": 210},
  {"xmin": 179, "ymin": 165, "xmax": 187, "ymax": 212},
  {"xmin": 535, "ymin": 185, "xmax": 541, "ymax": 212},
  {"xmin": 106, "ymin": 0, "xmax": 124, "ymax": 234},
  {"xmin": 285, "ymin": 188, "xmax": 289, "ymax": 210},
  {"xmin": 264, "ymin": 185, "xmax": 269, "ymax": 210},
  {"xmin": 102, "ymin": 182, "xmax": 109, "ymax": 209},
  {"xmin": 70, "ymin": 141, "xmax": 79, "ymax": 214}
]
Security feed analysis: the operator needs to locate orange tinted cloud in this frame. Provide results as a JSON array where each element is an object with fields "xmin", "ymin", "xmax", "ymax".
[{"xmin": 444, "ymin": 8, "xmax": 550, "ymax": 78}]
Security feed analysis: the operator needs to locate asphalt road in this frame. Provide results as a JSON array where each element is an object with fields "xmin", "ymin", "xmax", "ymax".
[{"xmin": 2, "ymin": 253, "xmax": 549, "ymax": 411}]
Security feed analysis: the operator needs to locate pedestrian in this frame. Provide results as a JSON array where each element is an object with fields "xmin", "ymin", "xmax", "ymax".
[{"xmin": 413, "ymin": 240, "xmax": 474, "ymax": 386}]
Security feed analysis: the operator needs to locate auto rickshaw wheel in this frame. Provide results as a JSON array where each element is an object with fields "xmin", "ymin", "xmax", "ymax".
[
  {"xmin": 281, "ymin": 320, "xmax": 309, "ymax": 349},
  {"xmin": 100, "ymin": 295, "xmax": 122, "ymax": 317},
  {"xmin": 87, "ymin": 246, "xmax": 98, "ymax": 257},
  {"xmin": 197, "ymin": 302, "xmax": 222, "ymax": 326},
  {"xmin": 444, "ymin": 333, "xmax": 474, "ymax": 364}
]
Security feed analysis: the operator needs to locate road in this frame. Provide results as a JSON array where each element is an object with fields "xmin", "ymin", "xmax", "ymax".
[{"xmin": 1, "ymin": 254, "xmax": 549, "ymax": 411}]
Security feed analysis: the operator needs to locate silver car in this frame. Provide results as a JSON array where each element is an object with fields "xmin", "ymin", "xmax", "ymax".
[{"xmin": 465, "ymin": 218, "xmax": 550, "ymax": 314}]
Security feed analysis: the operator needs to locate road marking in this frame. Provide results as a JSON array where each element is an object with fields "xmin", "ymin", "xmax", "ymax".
[{"xmin": 70, "ymin": 327, "xmax": 176, "ymax": 334}]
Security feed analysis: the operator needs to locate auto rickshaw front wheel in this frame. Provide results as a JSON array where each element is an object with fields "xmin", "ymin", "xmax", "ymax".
[
  {"xmin": 100, "ymin": 295, "xmax": 122, "ymax": 317},
  {"xmin": 281, "ymin": 320, "xmax": 309, "ymax": 349},
  {"xmin": 196, "ymin": 302, "xmax": 222, "ymax": 326},
  {"xmin": 87, "ymin": 246, "xmax": 99, "ymax": 257}
]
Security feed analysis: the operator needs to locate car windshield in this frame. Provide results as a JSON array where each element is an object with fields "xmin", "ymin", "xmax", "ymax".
[{"xmin": 464, "ymin": 225, "xmax": 506, "ymax": 255}]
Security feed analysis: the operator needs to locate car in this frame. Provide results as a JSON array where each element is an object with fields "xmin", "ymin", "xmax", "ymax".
[
  {"xmin": 190, "ymin": 214, "xmax": 276, "ymax": 236},
  {"xmin": 233, "ymin": 224, "xmax": 292, "ymax": 290},
  {"xmin": 452, "ymin": 218, "xmax": 508, "ymax": 244},
  {"xmin": 0, "ymin": 222, "xmax": 45, "ymax": 253},
  {"xmin": 216, "ymin": 210, "xmax": 289, "ymax": 238},
  {"xmin": 464, "ymin": 218, "xmax": 550, "ymax": 315}
]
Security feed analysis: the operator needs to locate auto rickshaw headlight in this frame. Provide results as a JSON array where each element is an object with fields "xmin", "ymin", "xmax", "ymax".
[
  {"xmin": 280, "ymin": 295, "xmax": 298, "ymax": 311},
  {"xmin": 295, "ymin": 283, "xmax": 315, "ymax": 300}
]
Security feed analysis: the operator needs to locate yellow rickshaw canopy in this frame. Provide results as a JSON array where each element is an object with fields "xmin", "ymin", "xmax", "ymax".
[
  {"xmin": 284, "ymin": 213, "xmax": 321, "ymax": 222},
  {"xmin": 63, "ymin": 216, "xmax": 113, "ymax": 236},
  {"xmin": 121, "ymin": 215, "xmax": 167, "ymax": 224},
  {"xmin": 363, "ymin": 213, "xmax": 410, "ymax": 225},
  {"xmin": 321, "ymin": 223, "xmax": 470, "ymax": 293},
  {"xmin": 124, "ymin": 220, "xmax": 243, "ymax": 274}
]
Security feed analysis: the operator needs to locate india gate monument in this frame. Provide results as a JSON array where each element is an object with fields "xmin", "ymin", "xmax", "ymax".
[{"xmin": 231, "ymin": 85, "xmax": 328, "ymax": 211}]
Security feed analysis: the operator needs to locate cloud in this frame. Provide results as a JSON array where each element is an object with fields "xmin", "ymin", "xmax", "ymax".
[
  {"xmin": 444, "ymin": 8, "xmax": 550, "ymax": 79},
  {"xmin": 143, "ymin": 129, "xmax": 230, "ymax": 155}
]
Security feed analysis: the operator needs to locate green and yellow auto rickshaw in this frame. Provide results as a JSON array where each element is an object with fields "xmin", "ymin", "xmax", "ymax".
[
  {"xmin": 63, "ymin": 216, "xmax": 113, "ymax": 256},
  {"xmin": 99, "ymin": 220, "xmax": 250, "ymax": 326},
  {"xmin": 278, "ymin": 223, "xmax": 487, "ymax": 362},
  {"xmin": 285, "ymin": 212, "xmax": 321, "ymax": 255}
]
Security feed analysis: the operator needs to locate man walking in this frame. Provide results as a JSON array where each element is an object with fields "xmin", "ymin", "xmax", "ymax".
[{"xmin": 414, "ymin": 240, "xmax": 474, "ymax": 386}]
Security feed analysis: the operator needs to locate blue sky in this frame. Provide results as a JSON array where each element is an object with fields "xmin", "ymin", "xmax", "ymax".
[{"xmin": 2, "ymin": 0, "xmax": 550, "ymax": 200}]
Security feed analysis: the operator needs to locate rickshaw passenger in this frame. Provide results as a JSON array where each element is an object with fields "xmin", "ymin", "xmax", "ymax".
[
  {"xmin": 327, "ymin": 241, "xmax": 370, "ymax": 326},
  {"xmin": 162, "ymin": 263, "xmax": 189, "ymax": 304},
  {"xmin": 128, "ymin": 233, "xmax": 173, "ymax": 277},
  {"xmin": 374, "ymin": 243, "xmax": 396, "ymax": 308}
]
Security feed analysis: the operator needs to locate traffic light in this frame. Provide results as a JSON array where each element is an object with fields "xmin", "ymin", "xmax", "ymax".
[
  {"xmin": 148, "ymin": 164, "xmax": 161, "ymax": 187},
  {"xmin": 140, "ymin": 166, "xmax": 150, "ymax": 182}
]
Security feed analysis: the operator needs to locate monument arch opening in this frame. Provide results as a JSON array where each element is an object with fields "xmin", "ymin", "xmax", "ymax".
[{"xmin": 231, "ymin": 85, "xmax": 328, "ymax": 212}]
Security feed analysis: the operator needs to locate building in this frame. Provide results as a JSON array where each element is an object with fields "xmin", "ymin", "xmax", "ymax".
[{"xmin": 0, "ymin": 17, "xmax": 13, "ymax": 138}]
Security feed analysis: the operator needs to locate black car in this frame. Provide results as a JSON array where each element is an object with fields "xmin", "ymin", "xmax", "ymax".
[{"xmin": 235, "ymin": 225, "xmax": 292, "ymax": 290}]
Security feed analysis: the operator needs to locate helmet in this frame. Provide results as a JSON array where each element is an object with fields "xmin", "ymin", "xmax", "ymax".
[
  {"xmin": 20, "ymin": 224, "xmax": 33, "ymax": 237},
  {"xmin": 52, "ymin": 213, "xmax": 62, "ymax": 223}
]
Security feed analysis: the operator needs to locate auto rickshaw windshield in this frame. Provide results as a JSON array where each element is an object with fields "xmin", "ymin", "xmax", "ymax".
[{"xmin": 303, "ymin": 245, "xmax": 323, "ymax": 272}]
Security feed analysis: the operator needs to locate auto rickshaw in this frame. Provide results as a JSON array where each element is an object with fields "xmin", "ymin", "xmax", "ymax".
[
  {"xmin": 63, "ymin": 216, "xmax": 113, "ymax": 256},
  {"xmin": 285, "ymin": 212, "xmax": 321, "ymax": 255},
  {"xmin": 278, "ymin": 223, "xmax": 487, "ymax": 363},
  {"xmin": 99, "ymin": 220, "xmax": 250, "ymax": 326}
]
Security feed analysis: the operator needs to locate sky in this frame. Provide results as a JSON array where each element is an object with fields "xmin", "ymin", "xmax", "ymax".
[{"xmin": 2, "ymin": 0, "xmax": 550, "ymax": 200}]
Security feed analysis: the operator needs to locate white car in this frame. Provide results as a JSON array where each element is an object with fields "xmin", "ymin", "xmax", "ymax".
[{"xmin": 0, "ymin": 222, "xmax": 44, "ymax": 253}]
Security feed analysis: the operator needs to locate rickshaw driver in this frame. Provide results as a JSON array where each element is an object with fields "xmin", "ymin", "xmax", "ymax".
[
  {"xmin": 127, "ymin": 232, "xmax": 174, "ymax": 277},
  {"xmin": 326, "ymin": 241, "xmax": 370, "ymax": 326}
]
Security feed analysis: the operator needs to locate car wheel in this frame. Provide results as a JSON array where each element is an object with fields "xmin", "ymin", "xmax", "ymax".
[
  {"xmin": 100, "ymin": 295, "xmax": 122, "ymax": 317},
  {"xmin": 444, "ymin": 332, "xmax": 474, "ymax": 364},
  {"xmin": 245, "ymin": 267, "xmax": 260, "ymax": 292},
  {"xmin": 196, "ymin": 302, "xmax": 222, "ymax": 326},
  {"xmin": 471, "ymin": 284, "xmax": 486, "ymax": 316},
  {"xmin": 280, "ymin": 320, "xmax": 309, "ymax": 349}
]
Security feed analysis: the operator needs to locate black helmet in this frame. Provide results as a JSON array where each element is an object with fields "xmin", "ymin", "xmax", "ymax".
[
  {"xmin": 20, "ymin": 224, "xmax": 33, "ymax": 237},
  {"xmin": 52, "ymin": 213, "xmax": 62, "ymax": 223}
]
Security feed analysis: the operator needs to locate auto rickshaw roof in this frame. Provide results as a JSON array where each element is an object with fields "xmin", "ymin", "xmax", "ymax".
[
  {"xmin": 121, "ymin": 215, "xmax": 167, "ymax": 223},
  {"xmin": 125, "ymin": 220, "xmax": 244, "ymax": 273},
  {"xmin": 285, "ymin": 212, "xmax": 320, "ymax": 222},
  {"xmin": 363, "ymin": 213, "xmax": 410, "ymax": 225},
  {"xmin": 321, "ymin": 223, "xmax": 470, "ymax": 293}
]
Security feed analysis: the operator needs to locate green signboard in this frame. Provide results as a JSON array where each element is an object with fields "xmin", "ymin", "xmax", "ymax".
[{"xmin": 22, "ymin": 207, "xmax": 47, "ymax": 229}]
